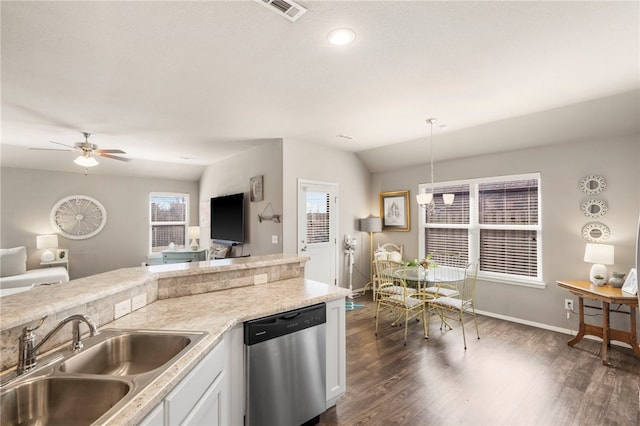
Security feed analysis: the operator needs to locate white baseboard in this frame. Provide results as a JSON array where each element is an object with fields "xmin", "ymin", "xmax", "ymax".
[{"xmin": 474, "ymin": 308, "xmax": 633, "ymax": 349}]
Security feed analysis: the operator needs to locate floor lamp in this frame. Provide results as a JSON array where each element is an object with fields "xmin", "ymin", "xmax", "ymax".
[{"xmin": 359, "ymin": 216, "xmax": 382, "ymax": 298}]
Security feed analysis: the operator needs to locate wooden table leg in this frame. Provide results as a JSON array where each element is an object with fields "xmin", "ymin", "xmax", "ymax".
[
  {"xmin": 602, "ymin": 301, "xmax": 610, "ymax": 365},
  {"xmin": 568, "ymin": 296, "xmax": 586, "ymax": 346},
  {"xmin": 630, "ymin": 307, "xmax": 640, "ymax": 356}
]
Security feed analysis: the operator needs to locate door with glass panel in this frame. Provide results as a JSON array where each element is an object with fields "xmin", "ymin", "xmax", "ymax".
[{"xmin": 297, "ymin": 180, "xmax": 338, "ymax": 286}]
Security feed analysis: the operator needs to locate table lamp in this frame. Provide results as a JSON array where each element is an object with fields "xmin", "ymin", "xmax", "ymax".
[
  {"xmin": 188, "ymin": 226, "xmax": 200, "ymax": 250},
  {"xmin": 584, "ymin": 243, "xmax": 614, "ymax": 286},
  {"xmin": 36, "ymin": 234, "xmax": 59, "ymax": 262}
]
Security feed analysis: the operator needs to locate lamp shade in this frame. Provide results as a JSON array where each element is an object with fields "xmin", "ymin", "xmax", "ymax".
[
  {"xmin": 188, "ymin": 226, "xmax": 200, "ymax": 239},
  {"xmin": 74, "ymin": 155, "xmax": 99, "ymax": 167},
  {"xmin": 416, "ymin": 193, "xmax": 433, "ymax": 206},
  {"xmin": 359, "ymin": 217, "xmax": 382, "ymax": 233},
  {"xmin": 36, "ymin": 235, "xmax": 59, "ymax": 249},
  {"xmin": 584, "ymin": 243, "xmax": 614, "ymax": 265}
]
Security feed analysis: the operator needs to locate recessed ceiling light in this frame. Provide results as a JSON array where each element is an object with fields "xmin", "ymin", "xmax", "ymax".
[{"xmin": 327, "ymin": 28, "xmax": 356, "ymax": 46}]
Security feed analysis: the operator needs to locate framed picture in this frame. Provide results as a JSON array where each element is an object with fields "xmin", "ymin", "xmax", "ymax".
[
  {"xmin": 622, "ymin": 268, "xmax": 637, "ymax": 295},
  {"xmin": 56, "ymin": 249, "xmax": 68, "ymax": 261},
  {"xmin": 250, "ymin": 175, "xmax": 264, "ymax": 202},
  {"xmin": 379, "ymin": 190, "xmax": 410, "ymax": 232}
]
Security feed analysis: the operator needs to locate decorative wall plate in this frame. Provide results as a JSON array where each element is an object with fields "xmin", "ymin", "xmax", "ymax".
[
  {"xmin": 581, "ymin": 222, "xmax": 610, "ymax": 243},
  {"xmin": 580, "ymin": 199, "xmax": 608, "ymax": 219},
  {"xmin": 579, "ymin": 175, "xmax": 606, "ymax": 195},
  {"xmin": 250, "ymin": 175, "xmax": 264, "ymax": 202},
  {"xmin": 50, "ymin": 195, "xmax": 107, "ymax": 240}
]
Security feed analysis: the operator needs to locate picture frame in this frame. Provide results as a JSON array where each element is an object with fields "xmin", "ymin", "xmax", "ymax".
[
  {"xmin": 250, "ymin": 175, "xmax": 264, "ymax": 202},
  {"xmin": 379, "ymin": 190, "xmax": 410, "ymax": 232},
  {"xmin": 56, "ymin": 249, "xmax": 68, "ymax": 261},
  {"xmin": 621, "ymin": 268, "xmax": 637, "ymax": 295}
]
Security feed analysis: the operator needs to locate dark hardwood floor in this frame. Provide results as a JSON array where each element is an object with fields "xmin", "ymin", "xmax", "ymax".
[{"xmin": 319, "ymin": 295, "xmax": 640, "ymax": 426}]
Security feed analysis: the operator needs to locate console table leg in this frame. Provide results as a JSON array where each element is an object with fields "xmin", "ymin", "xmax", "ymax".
[
  {"xmin": 602, "ymin": 301, "xmax": 610, "ymax": 365},
  {"xmin": 568, "ymin": 296, "xmax": 586, "ymax": 347}
]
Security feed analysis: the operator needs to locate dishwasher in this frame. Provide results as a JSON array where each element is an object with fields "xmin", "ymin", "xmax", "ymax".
[{"xmin": 244, "ymin": 303, "xmax": 326, "ymax": 426}]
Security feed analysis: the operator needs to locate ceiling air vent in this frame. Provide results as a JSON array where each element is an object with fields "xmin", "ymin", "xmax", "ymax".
[{"xmin": 256, "ymin": 0, "xmax": 307, "ymax": 22}]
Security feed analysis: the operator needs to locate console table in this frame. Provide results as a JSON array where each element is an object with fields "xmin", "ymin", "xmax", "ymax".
[
  {"xmin": 557, "ymin": 280, "xmax": 640, "ymax": 365},
  {"xmin": 162, "ymin": 249, "xmax": 208, "ymax": 264}
]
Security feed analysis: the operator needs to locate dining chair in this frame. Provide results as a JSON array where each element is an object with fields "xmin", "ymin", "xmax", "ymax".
[
  {"xmin": 421, "ymin": 251, "xmax": 466, "ymax": 299},
  {"xmin": 375, "ymin": 266, "xmax": 428, "ymax": 345},
  {"xmin": 429, "ymin": 261, "xmax": 479, "ymax": 349},
  {"xmin": 373, "ymin": 259, "xmax": 413, "ymax": 301}
]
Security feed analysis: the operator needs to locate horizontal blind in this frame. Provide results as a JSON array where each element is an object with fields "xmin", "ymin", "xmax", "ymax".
[
  {"xmin": 425, "ymin": 228, "xmax": 469, "ymax": 266},
  {"xmin": 480, "ymin": 229, "xmax": 537, "ymax": 277},
  {"xmin": 307, "ymin": 192, "xmax": 330, "ymax": 244},
  {"xmin": 426, "ymin": 185, "xmax": 470, "ymax": 224},
  {"xmin": 479, "ymin": 179, "xmax": 538, "ymax": 225},
  {"xmin": 150, "ymin": 194, "xmax": 188, "ymax": 252},
  {"xmin": 479, "ymin": 178, "xmax": 538, "ymax": 277}
]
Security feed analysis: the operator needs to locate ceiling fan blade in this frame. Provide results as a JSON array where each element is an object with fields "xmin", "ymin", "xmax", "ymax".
[
  {"xmin": 29, "ymin": 147, "xmax": 72, "ymax": 152},
  {"xmin": 98, "ymin": 153, "xmax": 131, "ymax": 162},
  {"xmin": 49, "ymin": 140, "xmax": 78, "ymax": 150},
  {"xmin": 95, "ymin": 149, "xmax": 126, "ymax": 154}
]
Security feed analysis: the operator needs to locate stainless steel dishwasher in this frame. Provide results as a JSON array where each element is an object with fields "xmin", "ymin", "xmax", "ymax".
[{"xmin": 244, "ymin": 303, "xmax": 326, "ymax": 426}]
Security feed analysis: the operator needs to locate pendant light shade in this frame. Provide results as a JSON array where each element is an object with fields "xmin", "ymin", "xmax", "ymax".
[{"xmin": 74, "ymin": 154, "xmax": 99, "ymax": 167}]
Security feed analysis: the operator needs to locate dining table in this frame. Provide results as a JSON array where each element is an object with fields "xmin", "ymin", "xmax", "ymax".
[{"xmin": 392, "ymin": 265, "xmax": 465, "ymax": 292}]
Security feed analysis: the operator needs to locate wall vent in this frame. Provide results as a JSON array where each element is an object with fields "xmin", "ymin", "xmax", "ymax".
[{"xmin": 256, "ymin": 0, "xmax": 307, "ymax": 22}]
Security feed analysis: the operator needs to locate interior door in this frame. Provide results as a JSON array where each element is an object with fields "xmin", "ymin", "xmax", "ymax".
[{"xmin": 297, "ymin": 180, "xmax": 338, "ymax": 286}]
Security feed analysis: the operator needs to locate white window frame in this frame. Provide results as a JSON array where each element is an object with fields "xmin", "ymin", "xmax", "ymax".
[
  {"xmin": 149, "ymin": 192, "xmax": 190, "ymax": 256},
  {"xmin": 419, "ymin": 173, "xmax": 543, "ymax": 287}
]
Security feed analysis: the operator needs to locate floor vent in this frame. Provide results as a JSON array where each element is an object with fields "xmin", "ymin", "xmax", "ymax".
[{"xmin": 256, "ymin": 0, "xmax": 307, "ymax": 22}]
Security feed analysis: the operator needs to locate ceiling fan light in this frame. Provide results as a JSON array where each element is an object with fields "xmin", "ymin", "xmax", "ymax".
[
  {"xmin": 74, "ymin": 155, "xmax": 99, "ymax": 167},
  {"xmin": 416, "ymin": 193, "xmax": 433, "ymax": 206},
  {"xmin": 442, "ymin": 193, "xmax": 455, "ymax": 205}
]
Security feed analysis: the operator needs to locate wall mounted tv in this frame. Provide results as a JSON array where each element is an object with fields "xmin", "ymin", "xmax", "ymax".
[{"xmin": 210, "ymin": 193, "xmax": 245, "ymax": 244}]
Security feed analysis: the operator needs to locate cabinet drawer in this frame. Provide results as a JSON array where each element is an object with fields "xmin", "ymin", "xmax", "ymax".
[{"xmin": 165, "ymin": 339, "xmax": 226, "ymax": 425}]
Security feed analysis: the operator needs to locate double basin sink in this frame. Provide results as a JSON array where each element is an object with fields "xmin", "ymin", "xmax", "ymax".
[{"xmin": 0, "ymin": 329, "xmax": 207, "ymax": 425}]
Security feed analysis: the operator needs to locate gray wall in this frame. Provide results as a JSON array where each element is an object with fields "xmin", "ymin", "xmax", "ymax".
[
  {"xmin": 0, "ymin": 167, "xmax": 199, "ymax": 279},
  {"xmin": 199, "ymin": 140, "xmax": 284, "ymax": 258},
  {"xmin": 372, "ymin": 135, "xmax": 639, "ymax": 330},
  {"xmin": 282, "ymin": 140, "xmax": 372, "ymax": 290}
]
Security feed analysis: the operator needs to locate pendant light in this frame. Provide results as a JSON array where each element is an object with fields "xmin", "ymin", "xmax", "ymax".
[{"xmin": 416, "ymin": 118, "xmax": 454, "ymax": 206}]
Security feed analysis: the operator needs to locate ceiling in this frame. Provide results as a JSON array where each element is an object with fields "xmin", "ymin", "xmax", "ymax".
[{"xmin": 1, "ymin": 1, "xmax": 638, "ymax": 180}]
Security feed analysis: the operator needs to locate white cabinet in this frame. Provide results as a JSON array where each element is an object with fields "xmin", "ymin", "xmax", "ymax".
[
  {"xmin": 138, "ymin": 402, "xmax": 164, "ymax": 426},
  {"xmin": 165, "ymin": 338, "xmax": 227, "ymax": 425},
  {"xmin": 325, "ymin": 297, "xmax": 346, "ymax": 408}
]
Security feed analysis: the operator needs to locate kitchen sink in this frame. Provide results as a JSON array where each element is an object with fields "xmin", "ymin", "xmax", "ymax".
[
  {"xmin": 0, "ymin": 328, "xmax": 207, "ymax": 426},
  {"xmin": 60, "ymin": 331, "xmax": 196, "ymax": 375},
  {"xmin": 0, "ymin": 376, "xmax": 129, "ymax": 426}
]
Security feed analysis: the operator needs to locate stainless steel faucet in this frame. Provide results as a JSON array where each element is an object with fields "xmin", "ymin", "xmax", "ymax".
[{"xmin": 17, "ymin": 314, "xmax": 100, "ymax": 375}]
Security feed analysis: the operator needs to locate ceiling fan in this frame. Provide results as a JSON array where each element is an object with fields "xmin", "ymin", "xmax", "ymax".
[{"xmin": 30, "ymin": 132, "xmax": 130, "ymax": 168}]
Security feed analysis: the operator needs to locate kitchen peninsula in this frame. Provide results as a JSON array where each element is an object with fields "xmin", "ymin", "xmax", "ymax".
[{"xmin": 0, "ymin": 254, "xmax": 349, "ymax": 425}]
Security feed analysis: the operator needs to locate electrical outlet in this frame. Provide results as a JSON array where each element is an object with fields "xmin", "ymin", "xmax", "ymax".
[
  {"xmin": 254, "ymin": 273, "xmax": 268, "ymax": 285},
  {"xmin": 564, "ymin": 299, "xmax": 574, "ymax": 311},
  {"xmin": 114, "ymin": 299, "xmax": 132, "ymax": 319}
]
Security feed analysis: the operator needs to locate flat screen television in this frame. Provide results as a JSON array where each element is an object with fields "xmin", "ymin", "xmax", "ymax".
[{"xmin": 210, "ymin": 193, "xmax": 245, "ymax": 244}]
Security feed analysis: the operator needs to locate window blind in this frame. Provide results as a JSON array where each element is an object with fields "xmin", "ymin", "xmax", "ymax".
[
  {"xmin": 306, "ymin": 192, "xmax": 330, "ymax": 244},
  {"xmin": 479, "ymin": 179, "xmax": 538, "ymax": 277},
  {"xmin": 150, "ymin": 194, "xmax": 188, "ymax": 252}
]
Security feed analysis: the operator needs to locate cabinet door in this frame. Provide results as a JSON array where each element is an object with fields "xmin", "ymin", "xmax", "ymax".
[
  {"xmin": 138, "ymin": 402, "xmax": 163, "ymax": 426},
  {"xmin": 325, "ymin": 298, "xmax": 346, "ymax": 407},
  {"xmin": 165, "ymin": 339, "xmax": 226, "ymax": 425},
  {"xmin": 182, "ymin": 370, "xmax": 227, "ymax": 426}
]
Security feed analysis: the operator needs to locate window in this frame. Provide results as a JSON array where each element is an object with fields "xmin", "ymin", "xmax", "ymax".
[
  {"xmin": 149, "ymin": 193, "xmax": 189, "ymax": 253},
  {"xmin": 419, "ymin": 173, "xmax": 541, "ymax": 284},
  {"xmin": 306, "ymin": 191, "xmax": 330, "ymax": 244}
]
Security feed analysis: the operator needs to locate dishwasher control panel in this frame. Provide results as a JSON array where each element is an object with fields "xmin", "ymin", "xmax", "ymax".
[{"xmin": 244, "ymin": 302, "xmax": 326, "ymax": 345}]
